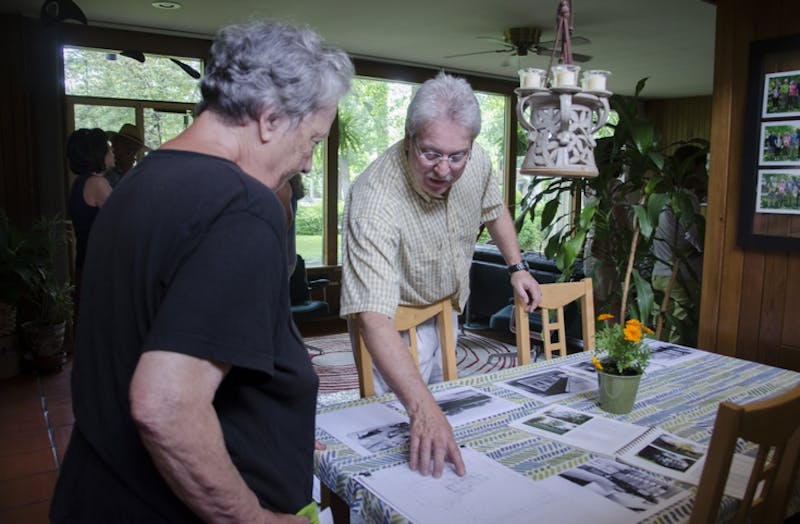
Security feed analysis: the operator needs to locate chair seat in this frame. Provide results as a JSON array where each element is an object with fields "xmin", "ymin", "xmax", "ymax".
[{"xmin": 291, "ymin": 301, "xmax": 329, "ymax": 323}]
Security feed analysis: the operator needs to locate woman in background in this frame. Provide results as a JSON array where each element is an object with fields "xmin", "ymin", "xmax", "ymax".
[{"xmin": 66, "ymin": 127, "xmax": 114, "ymax": 317}]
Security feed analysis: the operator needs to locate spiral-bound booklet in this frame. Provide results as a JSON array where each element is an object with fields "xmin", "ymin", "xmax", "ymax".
[
  {"xmin": 616, "ymin": 428, "xmax": 754, "ymax": 499},
  {"xmin": 511, "ymin": 405, "xmax": 753, "ymax": 499}
]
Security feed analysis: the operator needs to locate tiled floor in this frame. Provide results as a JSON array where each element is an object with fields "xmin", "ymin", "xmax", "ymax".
[{"xmin": 0, "ymin": 358, "xmax": 72, "ymax": 523}]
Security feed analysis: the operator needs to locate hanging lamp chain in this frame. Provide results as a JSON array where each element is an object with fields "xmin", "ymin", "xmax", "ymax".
[{"xmin": 545, "ymin": 0, "xmax": 574, "ymax": 82}]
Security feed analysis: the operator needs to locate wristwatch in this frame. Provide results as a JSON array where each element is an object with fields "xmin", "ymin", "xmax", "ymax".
[{"xmin": 507, "ymin": 261, "xmax": 530, "ymax": 274}]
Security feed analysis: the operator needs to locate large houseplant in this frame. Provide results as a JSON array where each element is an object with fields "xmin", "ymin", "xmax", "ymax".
[
  {"xmin": 17, "ymin": 215, "xmax": 74, "ymax": 371},
  {"xmin": 516, "ymin": 78, "xmax": 708, "ymax": 345}
]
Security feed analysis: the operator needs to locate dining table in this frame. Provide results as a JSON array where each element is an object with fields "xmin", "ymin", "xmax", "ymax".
[{"xmin": 314, "ymin": 340, "xmax": 800, "ymax": 523}]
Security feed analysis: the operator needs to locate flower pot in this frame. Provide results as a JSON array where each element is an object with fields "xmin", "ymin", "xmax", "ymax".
[
  {"xmin": 596, "ymin": 370, "xmax": 642, "ymax": 414},
  {"xmin": 21, "ymin": 321, "xmax": 67, "ymax": 373}
]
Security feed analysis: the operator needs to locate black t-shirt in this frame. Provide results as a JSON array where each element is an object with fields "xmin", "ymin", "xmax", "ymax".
[{"xmin": 55, "ymin": 150, "xmax": 317, "ymax": 521}]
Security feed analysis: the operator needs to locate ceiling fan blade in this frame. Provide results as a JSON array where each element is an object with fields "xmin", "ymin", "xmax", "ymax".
[
  {"xmin": 477, "ymin": 36, "xmax": 511, "ymax": 45},
  {"xmin": 119, "ymin": 50, "xmax": 146, "ymax": 63},
  {"xmin": 170, "ymin": 58, "xmax": 202, "ymax": 79},
  {"xmin": 571, "ymin": 53, "xmax": 593, "ymax": 63},
  {"xmin": 445, "ymin": 49, "xmax": 509, "ymax": 59}
]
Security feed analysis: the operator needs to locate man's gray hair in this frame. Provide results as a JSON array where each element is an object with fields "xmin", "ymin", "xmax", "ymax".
[
  {"xmin": 405, "ymin": 72, "xmax": 481, "ymax": 139},
  {"xmin": 197, "ymin": 21, "xmax": 354, "ymax": 125}
]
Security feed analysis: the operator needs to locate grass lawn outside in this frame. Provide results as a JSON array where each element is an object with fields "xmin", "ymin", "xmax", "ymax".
[{"xmin": 296, "ymin": 235, "xmax": 323, "ymax": 266}]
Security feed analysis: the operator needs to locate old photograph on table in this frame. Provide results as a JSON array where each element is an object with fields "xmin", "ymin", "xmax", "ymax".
[
  {"xmin": 316, "ymin": 403, "xmax": 409, "ymax": 456},
  {"xmin": 564, "ymin": 358, "xmax": 599, "ymax": 377},
  {"xmin": 495, "ymin": 368, "xmax": 595, "ymax": 403},
  {"xmin": 347, "ymin": 421, "xmax": 410, "ymax": 454},
  {"xmin": 759, "ymin": 122, "xmax": 800, "ymax": 165},
  {"xmin": 386, "ymin": 386, "xmax": 519, "ymax": 427},
  {"xmin": 645, "ymin": 339, "xmax": 704, "ymax": 370},
  {"xmin": 762, "ymin": 69, "xmax": 800, "ymax": 118},
  {"xmin": 510, "ymin": 405, "xmax": 649, "ymax": 456},
  {"xmin": 556, "ymin": 457, "xmax": 690, "ymax": 520},
  {"xmin": 756, "ymin": 169, "xmax": 800, "ymax": 214}
]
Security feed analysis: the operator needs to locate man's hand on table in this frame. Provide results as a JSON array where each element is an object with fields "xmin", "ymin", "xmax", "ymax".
[{"xmin": 407, "ymin": 396, "xmax": 466, "ymax": 478}]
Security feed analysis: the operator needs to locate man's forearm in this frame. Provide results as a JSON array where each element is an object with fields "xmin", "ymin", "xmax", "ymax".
[
  {"xmin": 485, "ymin": 208, "xmax": 523, "ymax": 265},
  {"xmin": 357, "ymin": 312, "xmax": 436, "ymax": 412}
]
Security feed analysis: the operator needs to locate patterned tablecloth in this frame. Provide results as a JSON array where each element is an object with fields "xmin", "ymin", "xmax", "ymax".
[{"xmin": 315, "ymin": 344, "xmax": 800, "ymax": 523}]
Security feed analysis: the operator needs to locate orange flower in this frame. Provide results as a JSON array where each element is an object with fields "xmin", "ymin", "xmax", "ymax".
[
  {"xmin": 597, "ymin": 313, "xmax": 614, "ymax": 321},
  {"xmin": 623, "ymin": 323, "xmax": 642, "ymax": 343},
  {"xmin": 591, "ymin": 355, "xmax": 604, "ymax": 371},
  {"xmin": 625, "ymin": 319, "xmax": 642, "ymax": 328},
  {"xmin": 642, "ymin": 325, "xmax": 655, "ymax": 335}
]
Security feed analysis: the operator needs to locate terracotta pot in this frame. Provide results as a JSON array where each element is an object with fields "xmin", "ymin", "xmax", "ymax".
[{"xmin": 596, "ymin": 370, "xmax": 642, "ymax": 414}]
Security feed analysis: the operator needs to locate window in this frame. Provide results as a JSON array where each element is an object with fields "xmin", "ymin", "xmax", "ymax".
[{"xmin": 63, "ymin": 46, "xmax": 202, "ymax": 149}]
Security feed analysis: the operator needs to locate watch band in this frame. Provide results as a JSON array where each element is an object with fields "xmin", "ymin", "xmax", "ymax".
[{"xmin": 507, "ymin": 261, "xmax": 530, "ymax": 274}]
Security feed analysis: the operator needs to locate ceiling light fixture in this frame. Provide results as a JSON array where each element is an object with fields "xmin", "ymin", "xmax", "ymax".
[
  {"xmin": 516, "ymin": 0, "xmax": 611, "ymax": 178},
  {"xmin": 151, "ymin": 1, "xmax": 182, "ymax": 9}
]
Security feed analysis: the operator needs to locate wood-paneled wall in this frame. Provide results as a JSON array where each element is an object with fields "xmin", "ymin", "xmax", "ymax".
[
  {"xmin": 699, "ymin": 0, "xmax": 800, "ymax": 370},
  {"xmin": 645, "ymin": 96, "xmax": 713, "ymax": 148}
]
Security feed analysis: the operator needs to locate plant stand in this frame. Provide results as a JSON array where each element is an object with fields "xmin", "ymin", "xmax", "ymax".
[{"xmin": 596, "ymin": 370, "xmax": 641, "ymax": 414}]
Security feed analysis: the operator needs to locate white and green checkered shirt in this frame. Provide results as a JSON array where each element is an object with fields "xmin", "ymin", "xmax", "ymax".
[{"xmin": 340, "ymin": 140, "xmax": 503, "ymax": 319}]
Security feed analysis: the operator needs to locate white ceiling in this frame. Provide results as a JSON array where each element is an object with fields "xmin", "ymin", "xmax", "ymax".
[{"xmin": 2, "ymin": 0, "xmax": 717, "ymax": 98}]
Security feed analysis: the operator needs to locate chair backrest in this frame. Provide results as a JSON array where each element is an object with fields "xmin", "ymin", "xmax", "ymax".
[
  {"xmin": 689, "ymin": 384, "xmax": 800, "ymax": 524},
  {"xmin": 353, "ymin": 298, "xmax": 458, "ymax": 398},
  {"xmin": 289, "ymin": 255, "xmax": 330, "ymax": 322},
  {"xmin": 513, "ymin": 277, "xmax": 595, "ymax": 364}
]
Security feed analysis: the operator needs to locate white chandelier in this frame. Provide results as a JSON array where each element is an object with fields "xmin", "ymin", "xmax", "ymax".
[{"xmin": 516, "ymin": 0, "xmax": 611, "ymax": 178}]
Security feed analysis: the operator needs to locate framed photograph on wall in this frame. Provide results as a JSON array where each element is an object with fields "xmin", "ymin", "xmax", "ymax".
[
  {"xmin": 758, "ymin": 121, "xmax": 800, "ymax": 165},
  {"xmin": 738, "ymin": 33, "xmax": 800, "ymax": 250},
  {"xmin": 762, "ymin": 70, "xmax": 800, "ymax": 118},
  {"xmin": 755, "ymin": 170, "xmax": 800, "ymax": 214}
]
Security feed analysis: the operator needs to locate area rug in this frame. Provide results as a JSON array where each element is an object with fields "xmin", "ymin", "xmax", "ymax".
[{"xmin": 306, "ymin": 331, "xmax": 518, "ymax": 396}]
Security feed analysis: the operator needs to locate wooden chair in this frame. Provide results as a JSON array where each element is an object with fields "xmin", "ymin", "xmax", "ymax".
[
  {"xmin": 352, "ymin": 298, "xmax": 458, "ymax": 398},
  {"xmin": 689, "ymin": 384, "xmax": 800, "ymax": 524},
  {"xmin": 513, "ymin": 277, "xmax": 595, "ymax": 364}
]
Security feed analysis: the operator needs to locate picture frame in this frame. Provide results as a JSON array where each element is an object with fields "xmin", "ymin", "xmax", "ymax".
[{"xmin": 738, "ymin": 33, "xmax": 800, "ymax": 250}]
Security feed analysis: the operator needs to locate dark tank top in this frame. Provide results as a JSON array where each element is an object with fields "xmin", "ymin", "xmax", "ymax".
[{"xmin": 68, "ymin": 175, "xmax": 100, "ymax": 270}]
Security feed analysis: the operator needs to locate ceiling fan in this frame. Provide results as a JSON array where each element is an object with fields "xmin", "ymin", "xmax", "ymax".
[
  {"xmin": 108, "ymin": 50, "xmax": 202, "ymax": 79},
  {"xmin": 447, "ymin": 27, "xmax": 592, "ymax": 64}
]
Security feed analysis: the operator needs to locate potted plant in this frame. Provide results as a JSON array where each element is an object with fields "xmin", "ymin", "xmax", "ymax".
[
  {"xmin": 17, "ymin": 215, "xmax": 74, "ymax": 372},
  {"xmin": 591, "ymin": 313, "xmax": 653, "ymax": 414},
  {"xmin": 0, "ymin": 210, "xmax": 47, "ymax": 378},
  {"xmin": 516, "ymin": 78, "xmax": 709, "ymax": 344}
]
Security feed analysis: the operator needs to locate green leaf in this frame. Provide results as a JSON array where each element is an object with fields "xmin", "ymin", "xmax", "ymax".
[
  {"xmin": 631, "ymin": 122, "xmax": 656, "ymax": 156},
  {"xmin": 540, "ymin": 198, "xmax": 560, "ymax": 230},
  {"xmin": 578, "ymin": 204, "xmax": 597, "ymax": 229},
  {"xmin": 646, "ymin": 193, "xmax": 669, "ymax": 228},
  {"xmin": 632, "ymin": 269, "xmax": 655, "ymax": 326},
  {"xmin": 634, "ymin": 77, "xmax": 649, "ymax": 97},
  {"xmin": 632, "ymin": 204, "xmax": 653, "ymax": 239}
]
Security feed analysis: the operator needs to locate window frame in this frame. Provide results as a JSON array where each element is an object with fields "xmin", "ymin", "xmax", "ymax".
[{"xmin": 58, "ymin": 26, "xmax": 522, "ymax": 269}]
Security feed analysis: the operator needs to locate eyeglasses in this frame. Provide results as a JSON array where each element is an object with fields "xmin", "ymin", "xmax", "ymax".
[{"xmin": 412, "ymin": 138, "xmax": 471, "ymax": 167}]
